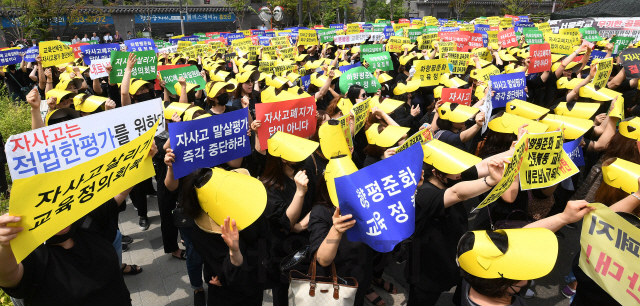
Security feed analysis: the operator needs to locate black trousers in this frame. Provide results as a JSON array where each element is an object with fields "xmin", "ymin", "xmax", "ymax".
[
  {"xmin": 408, "ymin": 284, "xmax": 442, "ymax": 306},
  {"xmin": 130, "ymin": 179, "xmax": 149, "ymax": 218},
  {"xmin": 155, "ymin": 160, "xmax": 179, "ymax": 254}
]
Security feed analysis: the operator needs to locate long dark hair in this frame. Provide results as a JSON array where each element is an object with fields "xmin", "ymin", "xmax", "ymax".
[
  {"xmin": 595, "ymin": 132, "xmax": 640, "ymax": 206},
  {"xmin": 477, "ymin": 129, "xmax": 517, "ymax": 159},
  {"xmin": 313, "ymin": 173, "xmax": 335, "ymax": 209},
  {"xmin": 325, "ymin": 95, "xmax": 343, "ymax": 118},
  {"xmin": 233, "ymin": 81, "xmax": 254, "ymax": 99},
  {"xmin": 347, "ymin": 84, "xmax": 365, "ymax": 105},
  {"xmin": 363, "ymin": 124, "xmax": 388, "ymax": 158},
  {"xmin": 179, "ymin": 168, "xmax": 213, "ymax": 219},
  {"xmin": 260, "ymin": 154, "xmax": 287, "ymax": 191}
]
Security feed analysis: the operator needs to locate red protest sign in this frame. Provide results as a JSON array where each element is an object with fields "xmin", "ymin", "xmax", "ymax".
[
  {"xmin": 498, "ymin": 28, "xmax": 518, "ymax": 48},
  {"xmin": 469, "ymin": 33, "xmax": 484, "ymax": 49},
  {"xmin": 504, "ymin": 15, "xmax": 519, "ymax": 22},
  {"xmin": 442, "ymin": 88, "xmax": 472, "ymax": 106},
  {"xmin": 529, "ymin": 43, "xmax": 552, "ymax": 74},
  {"xmin": 154, "ymin": 64, "xmax": 190, "ymax": 90},
  {"xmin": 439, "ymin": 32, "xmax": 470, "ymax": 50},
  {"xmin": 399, "ymin": 19, "xmax": 410, "ymax": 24},
  {"xmin": 250, "ymin": 35, "xmax": 259, "ymax": 45},
  {"xmin": 490, "ymin": 26, "xmax": 499, "ymax": 32},
  {"xmin": 255, "ymin": 97, "xmax": 317, "ymax": 149},
  {"xmin": 212, "ymin": 37, "xmax": 227, "ymax": 45},
  {"xmin": 70, "ymin": 43, "xmax": 89, "ymax": 58},
  {"xmin": 205, "ymin": 32, "xmax": 219, "ymax": 38}
]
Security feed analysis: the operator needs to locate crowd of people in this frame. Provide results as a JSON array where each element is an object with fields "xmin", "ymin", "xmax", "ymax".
[{"xmin": 0, "ymin": 14, "xmax": 639, "ymax": 306}]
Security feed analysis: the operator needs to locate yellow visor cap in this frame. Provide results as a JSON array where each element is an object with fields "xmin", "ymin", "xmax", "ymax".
[
  {"xmin": 553, "ymin": 102, "xmax": 599, "ymax": 119},
  {"xmin": 498, "ymin": 50, "xmax": 517, "ymax": 62},
  {"xmin": 129, "ymin": 79, "xmax": 150, "ymax": 95},
  {"xmin": 540, "ymin": 114, "xmax": 592, "ymax": 140},
  {"xmin": 283, "ymin": 72, "xmax": 301, "ymax": 83},
  {"xmin": 267, "ymin": 131, "xmax": 319, "ymax": 162},
  {"xmin": 78, "ymin": 95, "xmax": 107, "ymax": 113},
  {"xmin": 378, "ymin": 73, "xmax": 393, "ymax": 84},
  {"xmin": 325, "ymin": 156, "xmax": 358, "ymax": 207},
  {"xmin": 406, "ymin": 79, "xmax": 421, "ymax": 92},
  {"xmin": 45, "ymin": 89, "xmax": 74, "ymax": 103},
  {"xmin": 183, "ymin": 106, "xmax": 205, "ymax": 121},
  {"xmin": 261, "ymin": 86, "xmax": 277, "ymax": 103},
  {"xmin": 336, "ymin": 98, "xmax": 353, "ymax": 114},
  {"xmin": 195, "ymin": 168, "xmax": 267, "ymax": 230},
  {"xmin": 459, "ymin": 228, "xmax": 558, "ymax": 280},
  {"xmin": 602, "ymin": 157, "xmax": 640, "ymax": 193},
  {"xmin": 474, "ymin": 85, "xmax": 487, "ymax": 100},
  {"xmin": 319, "ymin": 120, "xmax": 351, "ymax": 159},
  {"xmin": 393, "ymin": 83, "xmax": 408, "ymax": 95},
  {"xmin": 267, "ymin": 76, "xmax": 289, "ymax": 89},
  {"xmin": 443, "ymin": 77, "xmax": 467, "ymax": 88},
  {"xmin": 551, "ymin": 54, "xmax": 564, "ymax": 63},
  {"xmin": 365, "ymin": 124, "xmax": 409, "ymax": 147},
  {"xmin": 164, "ymin": 102, "xmax": 191, "ymax": 120},
  {"xmin": 434, "ymin": 86, "xmax": 444, "ymax": 99},
  {"xmin": 422, "ymin": 139, "xmax": 481, "ymax": 174},
  {"xmin": 206, "ymin": 81, "xmax": 234, "ymax": 98},
  {"xmin": 399, "ymin": 55, "xmax": 416, "ymax": 66},
  {"xmin": 372, "ymin": 97, "xmax": 404, "ymax": 114},
  {"xmin": 173, "ymin": 82, "xmax": 198, "ymax": 96},
  {"xmin": 488, "ymin": 113, "xmax": 549, "ymax": 135},
  {"xmin": 437, "ymin": 102, "xmax": 479, "ymax": 123},
  {"xmin": 619, "ymin": 117, "xmax": 640, "ymax": 141},
  {"xmin": 505, "ymin": 99, "xmax": 550, "ymax": 120},
  {"xmin": 236, "ymin": 70, "xmax": 260, "ymax": 83},
  {"xmin": 73, "ymin": 93, "xmax": 86, "ymax": 107}
]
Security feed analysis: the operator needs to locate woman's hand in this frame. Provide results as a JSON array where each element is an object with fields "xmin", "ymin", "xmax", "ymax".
[
  {"xmin": 294, "ymin": 170, "xmax": 309, "ymax": 194},
  {"xmin": 26, "ymin": 88, "xmax": 40, "ymax": 110},
  {"xmin": 475, "ymin": 111, "xmax": 485, "ymax": 126},
  {"xmin": 164, "ymin": 148, "xmax": 175, "ymax": 168},
  {"xmin": 47, "ymin": 97, "xmax": 57, "ymax": 110},
  {"xmin": 410, "ymin": 104, "xmax": 420, "ymax": 117},
  {"xmin": 241, "ymin": 95, "xmax": 250, "ymax": 108},
  {"xmin": 171, "ymin": 112, "xmax": 181, "ymax": 122},
  {"xmin": 486, "ymin": 156, "xmax": 509, "ymax": 186},
  {"xmin": 250, "ymin": 120, "xmax": 262, "ymax": 131},
  {"xmin": 0, "ymin": 213, "xmax": 22, "ymax": 246},
  {"xmin": 220, "ymin": 216, "xmax": 240, "ymax": 253},
  {"xmin": 560, "ymin": 200, "xmax": 596, "ymax": 224},
  {"xmin": 104, "ymin": 63, "xmax": 112, "ymax": 74},
  {"xmin": 44, "ymin": 68, "xmax": 52, "ymax": 80},
  {"xmin": 209, "ymin": 276, "xmax": 222, "ymax": 287},
  {"xmin": 105, "ymin": 99, "xmax": 116, "ymax": 110},
  {"xmin": 126, "ymin": 53, "xmax": 137, "ymax": 70},
  {"xmin": 178, "ymin": 76, "xmax": 186, "ymax": 87},
  {"xmin": 382, "ymin": 148, "xmax": 396, "ymax": 159},
  {"xmin": 332, "ymin": 207, "xmax": 355, "ymax": 234}
]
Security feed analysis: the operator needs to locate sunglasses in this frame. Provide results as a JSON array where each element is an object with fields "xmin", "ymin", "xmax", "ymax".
[{"xmin": 360, "ymin": 93, "xmax": 367, "ymax": 98}]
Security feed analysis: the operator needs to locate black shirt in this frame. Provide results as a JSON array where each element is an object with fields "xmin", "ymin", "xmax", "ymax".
[
  {"xmin": 207, "ymin": 105, "xmax": 239, "ymax": 116},
  {"xmin": 460, "ymin": 279, "xmax": 527, "ymax": 306},
  {"xmin": 4, "ymin": 69, "xmax": 30, "ymax": 95},
  {"xmin": 436, "ymin": 129, "xmax": 467, "ymax": 152},
  {"xmin": 571, "ymin": 252, "xmax": 621, "ymax": 306},
  {"xmin": 1, "ymin": 201, "xmax": 131, "ymax": 306},
  {"xmin": 394, "ymin": 103, "xmax": 420, "ymax": 135}
]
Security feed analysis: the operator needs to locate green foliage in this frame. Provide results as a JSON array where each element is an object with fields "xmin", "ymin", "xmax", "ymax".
[
  {"xmin": 0, "ymin": 290, "xmax": 15, "ymax": 306},
  {"xmin": 136, "ymin": 30, "xmax": 144, "ymax": 38},
  {"xmin": 364, "ymin": 0, "xmax": 408, "ymax": 22},
  {"xmin": 465, "ymin": 6, "xmax": 487, "ymax": 19},
  {"xmin": 500, "ymin": 0, "xmax": 543, "ymax": 15},
  {"xmin": 0, "ymin": 87, "xmax": 32, "ymax": 186}
]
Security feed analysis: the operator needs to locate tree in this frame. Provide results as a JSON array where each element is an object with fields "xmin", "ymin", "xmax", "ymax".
[
  {"xmin": 499, "ymin": 0, "xmax": 543, "ymax": 16},
  {"xmin": 225, "ymin": 0, "xmax": 255, "ymax": 28},
  {"xmin": 449, "ymin": 0, "xmax": 472, "ymax": 19},
  {"xmin": 364, "ymin": 0, "xmax": 407, "ymax": 22}
]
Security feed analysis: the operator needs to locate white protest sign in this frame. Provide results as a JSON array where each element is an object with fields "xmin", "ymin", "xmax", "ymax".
[
  {"xmin": 6, "ymin": 98, "xmax": 166, "ymax": 180},
  {"xmin": 479, "ymin": 81, "xmax": 492, "ymax": 134},
  {"xmin": 159, "ymin": 45, "xmax": 178, "ymax": 54},
  {"xmin": 89, "ymin": 58, "xmax": 110, "ymax": 80},
  {"xmin": 334, "ymin": 33, "xmax": 371, "ymax": 45},
  {"xmin": 368, "ymin": 32, "xmax": 385, "ymax": 42}
]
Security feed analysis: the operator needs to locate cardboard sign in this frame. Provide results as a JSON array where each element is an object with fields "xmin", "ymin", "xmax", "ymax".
[
  {"xmin": 498, "ymin": 28, "xmax": 518, "ymax": 48},
  {"xmin": 439, "ymin": 41, "xmax": 458, "ymax": 58},
  {"xmin": 124, "ymin": 38, "xmax": 159, "ymax": 53},
  {"xmin": 414, "ymin": 58, "xmax": 448, "ymax": 87},
  {"xmin": 255, "ymin": 97, "xmax": 317, "ymax": 149},
  {"xmin": 23, "ymin": 46, "xmax": 39, "ymax": 63},
  {"xmin": 472, "ymin": 64, "xmax": 500, "ymax": 82},
  {"xmin": 0, "ymin": 49, "xmax": 23, "ymax": 66},
  {"xmin": 339, "ymin": 66, "xmax": 381, "ymax": 94},
  {"xmin": 109, "ymin": 50, "xmax": 157, "ymax": 83},
  {"xmin": 298, "ymin": 30, "xmax": 318, "ymax": 46},
  {"xmin": 408, "ymin": 29, "xmax": 423, "ymax": 42},
  {"xmin": 79, "ymin": 43, "xmax": 120, "ymax": 65},
  {"xmin": 523, "ymin": 28, "xmax": 545, "ymax": 45},
  {"xmin": 593, "ymin": 57, "xmax": 613, "ymax": 89},
  {"xmin": 519, "ymin": 130, "xmax": 578, "ymax": 190},
  {"xmin": 547, "ymin": 34, "xmax": 573, "ymax": 55},
  {"xmin": 351, "ymin": 97, "xmax": 372, "ymax": 134},
  {"xmin": 89, "ymin": 58, "xmax": 110, "ymax": 80},
  {"xmin": 559, "ymin": 28, "xmax": 581, "ymax": 45},
  {"xmin": 361, "ymin": 44, "xmax": 385, "ymax": 55},
  {"xmin": 447, "ymin": 51, "xmax": 471, "ymax": 74},
  {"xmin": 442, "ymin": 88, "xmax": 472, "ymax": 106},
  {"xmin": 468, "ymin": 33, "xmax": 484, "ymax": 49},
  {"xmin": 334, "ymin": 33, "xmax": 370, "ymax": 45},
  {"xmin": 563, "ymin": 136, "xmax": 585, "ymax": 167},
  {"xmin": 387, "ymin": 36, "xmax": 411, "ymax": 53},
  {"xmin": 610, "ymin": 36, "xmax": 635, "ymax": 56},
  {"xmin": 318, "ymin": 29, "xmax": 338, "ymax": 43},
  {"xmin": 490, "ymin": 72, "xmax": 526, "ymax": 108},
  {"xmin": 335, "ymin": 143, "xmax": 422, "ymax": 253},
  {"xmin": 579, "ymin": 27, "xmax": 603, "ymax": 42},
  {"xmin": 40, "ymin": 40, "xmax": 74, "ymax": 67},
  {"xmin": 529, "ymin": 43, "xmax": 552, "ymax": 74},
  {"xmin": 169, "ymin": 108, "xmax": 251, "ymax": 179},
  {"xmin": 160, "ymin": 65, "xmax": 207, "ymax": 95},
  {"xmin": 362, "ymin": 52, "xmax": 393, "ymax": 73},
  {"xmin": 9, "ymin": 121, "xmax": 158, "ymax": 263},
  {"xmin": 347, "ymin": 23, "xmax": 361, "ymax": 35},
  {"xmin": 394, "ymin": 129, "xmax": 433, "ymax": 153},
  {"xmin": 621, "ymin": 48, "xmax": 640, "ymax": 79}
]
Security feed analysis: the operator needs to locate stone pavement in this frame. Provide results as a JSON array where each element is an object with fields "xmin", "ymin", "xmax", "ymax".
[{"xmin": 121, "ymin": 189, "xmax": 580, "ymax": 306}]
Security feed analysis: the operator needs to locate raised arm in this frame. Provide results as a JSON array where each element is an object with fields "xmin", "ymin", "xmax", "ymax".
[
  {"xmin": 525, "ymin": 200, "xmax": 595, "ymax": 232},
  {"xmin": 443, "ymin": 156, "xmax": 506, "ymax": 207},
  {"xmin": 120, "ymin": 53, "xmax": 137, "ymax": 107}
]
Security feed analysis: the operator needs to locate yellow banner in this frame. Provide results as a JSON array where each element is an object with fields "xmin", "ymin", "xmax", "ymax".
[
  {"xmin": 262, "ymin": 45, "xmax": 278, "ymax": 58},
  {"xmin": 448, "ymin": 51, "xmax": 471, "ymax": 74},
  {"xmin": 444, "ymin": 21, "xmax": 457, "ymax": 27},
  {"xmin": 519, "ymin": 131, "xmax": 579, "ymax": 190},
  {"xmin": 259, "ymin": 60, "xmax": 276, "ymax": 73},
  {"xmin": 347, "ymin": 23, "xmax": 360, "ymax": 35},
  {"xmin": 393, "ymin": 23, "xmax": 410, "ymax": 32},
  {"xmin": 460, "ymin": 24, "xmax": 475, "ymax": 32},
  {"xmin": 472, "ymin": 47, "xmax": 493, "ymax": 62},
  {"xmin": 8, "ymin": 120, "xmax": 159, "ymax": 263},
  {"xmin": 298, "ymin": 29, "xmax": 319, "ymax": 46},
  {"xmin": 387, "ymin": 36, "xmax": 410, "ymax": 53},
  {"xmin": 472, "ymin": 64, "xmax": 501, "ymax": 82},
  {"xmin": 338, "ymin": 113, "xmax": 353, "ymax": 148},
  {"xmin": 395, "ymin": 129, "xmax": 433, "ymax": 153},
  {"xmin": 488, "ymin": 17, "xmax": 500, "ymax": 27},
  {"xmin": 279, "ymin": 46, "xmax": 296, "ymax": 60},
  {"xmin": 579, "ymin": 203, "xmax": 640, "ymax": 306},
  {"xmin": 487, "ymin": 31, "xmax": 499, "ymax": 45},
  {"xmin": 536, "ymin": 22, "xmax": 552, "ymax": 33},
  {"xmin": 475, "ymin": 134, "xmax": 528, "ymax": 210},
  {"xmin": 547, "ymin": 34, "xmax": 573, "ymax": 55},
  {"xmin": 439, "ymin": 41, "xmax": 457, "ymax": 58},
  {"xmin": 594, "ymin": 58, "xmax": 614, "ymax": 89},
  {"xmin": 350, "ymin": 97, "xmax": 372, "ymax": 134},
  {"xmin": 240, "ymin": 30, "xmax": 251, "ymax": 36},
  {"xmin": 412, "ymin": 20, "xmax": 425, "ymax": 27},
  {"xmin": 39, "ymin": 41, "xmax": 74, "ymax": 67},
  {"xmin": 208, "ymin": 41, "xmax": 224, "ymax": 49},
  {"xmin": 414, "ymin": 58, "xmax": 448, "ymax": 86},
  {"xmin": 559, "ymin": 28, "xmax": 581, "ymax": 45},
  {"xmin": 231, "ymin": 37, "xmax": 253, "ymax": 48},
  {"xmin": 177, "ymin": 41, "xmax": 192, "ymax": 52},
  {"xmin": 500, "ymin": 17, "xmax": 514, "ymax": 29},
  {"xmin": 271, "ymin": 36, "xmax": 290, "ymax": 47},
  {"xmin": 476, "ymin": 19, "xmax": 488, "ymax": 25}
]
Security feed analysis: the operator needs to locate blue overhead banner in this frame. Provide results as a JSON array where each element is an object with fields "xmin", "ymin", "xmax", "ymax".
[
  {"xmin": 490, "ymin": 72, "xmax": 527, "ymax": 108},
  {"xmin": 124, "ymin": 38, "xmax": 158, "ymax": 53},
  {"xmin": 168, "ymin": 108, "xmax": 251, "ymax": 180},
  {"xmin": 134, "ymin": 12, "xmax": 235, "ymax": 24},
  {"xmin": 335, "ymin": 143, "xmax": 423, "ymax": 253},
  {"xmin": 79, "ymin": 43, "xmax": 120, "ymax": 65}
]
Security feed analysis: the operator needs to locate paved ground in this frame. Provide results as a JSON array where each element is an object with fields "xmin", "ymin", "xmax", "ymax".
[{"xmin": 121, "ymin": 186, "xmax": 579, "ymax": 306}]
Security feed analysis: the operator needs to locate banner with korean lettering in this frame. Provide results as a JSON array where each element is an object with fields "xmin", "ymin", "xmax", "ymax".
[
  {"xmin": 334, "ymin": 33, "xmax": 370, "ymax": 45},
  {"xmin": 70, "ymin": 43, "xmax": 89, "ymax": 59},
  {"xmin": 297, "ymin": 29, "xmax": 318, "ymax": 46},
  {"xmin": 414, "ymin": 58, "xmax": 448, "ymax": 87},
  {"xmin": 529, "ymin": 43, "xmax": 552, "ymax": 74},
  {"xmin": 563, "ymin": 136, "xmax": 585, "ymax": 167},
  {"xmin": 169, "ymin": 108, "xmax": 250, "ymax": 179},
  {"xmin": 39, "ymin": 41, "xmax": 74, "ymax": 67},
  {"xmin": 523, "ymin": 28, "xmax": 545, "ymax": 45},
  {"xmin": 593, "ymin": 58, "xmax": 613, "ymax": 89},
  {"xmin": 442, "ymin": 88, "xmax": 472, "ymax": 106},
  {"xmin": 89, "ymin": 58, "xmax": 110, "ymax": 80},
  {"xmin": 335, "ymin": 143, "xmax": 423, "ymax": 252},
  {"xmin": 579, "ymin": 203, "xmax": 640, "ymax": 306},
  {"xmin": 79, "ymin": 43, "xmax": 120, "ymax": 65},
  {"xmin": 318, "ymin": 29, "xmax": 337, "ymax": 43},
  {"xmin": 498, "ymin": 28, "xmax": 518, "ymax": 48},
  {"xmin": 447, "ymin": 52, "xmax": 471, "ymax": 74},
  {"xmin": 547, "ymin": 34, "xmax": 573, "ymax": 55},
  {"xmin": 338, "ymin": 113, "xmax": 353, "ymax": 148},
  {"xmin": 361, "ymin": 44, "xmax": 385, "ymax": 56},
  {"xmin": 351, "ymin": 97, "xmax": 371, "ymax": 135},
  {"xmin": 23, "ymin": 46, "xmax": 39, "ymax": 63},
  {"xmin": 0, "ymin": 48, "xmax": 23, "ymax": 66},
  {"xmin": 548, "ymin": 17, "xmax": 640, "ymax": 44},
  {"xmin": 339, "ymin": 66, "xmax": 381, "ymax": 94},
  {"xmin": 9, "ymin": 119, "xmax": 158, "ymax": 263},
  {"xmin": 255, "ymin": 97, "xmax": 317, "ymax": 149},
  {"xmin": 362, "ymin": 52, "xmax": 392, "ymax": 73},
  {"xmin": 610, "ymin": 36, "xmax": 635, "ymax": 56},
  {"xmin": 6, "ymin": 99, "xmax": 165, "ymax": 180},
  {"xmin": 124, "ymin": 38, "xmax": 159, "ymax": 53},
  {"xmin": 394, "ymin": 129, "xmax": 433, "ymax": 153},
  {"xmin": 621, "ymin": 48, "xmax": 640, "ymax": 79},
  {"xmin": 160, "ymin": 65, "xmax": 207, "ymax": 95},
  {"xmin": 109, "ymin": 50, "xmax": 157, "ymax": 83},
  {"xmin": 474, "ymin": 134, "xmax": 528, "ymax": 210},
  {"xmin": 490, "ymin": 72, "xmax": 526, "ymax": 108},
  {"xmin": 519, "ymin": 131, "xmax": 579, "ymax": 190}
]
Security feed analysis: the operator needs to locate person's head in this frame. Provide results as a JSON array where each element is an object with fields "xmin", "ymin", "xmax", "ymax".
[
  {"xmin": 206, "ymin": 81, "xmax": 231, "ymax": 107},
  {"xmin": 127, "ymin": 31, "xmax": 131, "ymax": 34},
  {"xmin": 6, "ymin": 64, "xmax": 16, "ymax": 71},
  {"xmin": 595, "ymin": 134, "xmax": 640, "ymax": 207},
  {"xmin": 325, "ymin": 95, "xmax": 344, "ymax": 119},
  {"xmin": 179, "ymin": 168, "xmax": 213, "ymax": 219},
  {"xmin": 83, "ymin": 34, "xmax": 88, "ymax": 38},
  {"xmin": 57, "ymin": 95, "xmax": 74, "ymax": 109},
  {"xmin": 262, "ymin": 23, "xmax": 266, "ymax": 27},
  {"xmin": 115, "ymin": 31, "xmax": 119, "ymax": 35},
  {"xmin": 346, "ymin": 84, "xmax": 366, "ymax": 105},
  {"xmin": 423, "ymin": 162, "xmax": 462, "ymax": 187},
  {"xmin": 129, "ymin": 79, "xmax": 153, "ymax": 103},
  {"xmin": 260, "ymin": 154, "xmax": 306, "ymax": 191},
  {"xmin": 92, "ymin": 32, "xmax": 97, "ymax": 36},
  {"xmin": 73, "ymin": 35, "xmax": 78, "ymax": 39},
  {"xmin": 56, "ymin": 36, "xmax": 61, "ymax": 40},
  {"xmin": 477, "ymin": 129, "xmax": 517, "ymax": 159}
]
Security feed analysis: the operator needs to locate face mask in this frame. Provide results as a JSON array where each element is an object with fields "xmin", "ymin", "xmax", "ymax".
[
  {"xmin": 509, "ymin": 280, "xmax": 532, "ymax": 298},
  {"xmin": 135, "ymin": 92, "xmax": 152, "ymax": 102},
  {"xmin": 7, "ymin": 65, "xmax": 16, "ymax": 71},
  {"xmin": 216, "ymin": 93, "xmax": 229, "ymax": 106},
  {"xmin": 441, "ymin": 176, "xmax": 460, "ymax": 188},
  {"xmin": 46, "ymin": 224, "xmax": 77, "ymax": 244},
  {"xmin": 286, "ymin": 160, "xmax": 306, "ymax": 174}
]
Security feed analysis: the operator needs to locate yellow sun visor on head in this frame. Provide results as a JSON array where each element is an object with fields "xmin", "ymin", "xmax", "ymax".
[
  {"xmin": 442, "ymin": 77, "xmax": 468, "ymax": 88},
  {"xmin": 365, "ymin": 123, "xmax": 409, "ymax": 147},
  {"xmin": 78, "ymin": 95, "xmax": 108, "ymax": 113},
  {"xmin": 325, "ymin": 156, "xmax": 358, "ymax": 207},
  {"xmin": 437, "ymin": 102, "xmax": 479, "ymax": 123},
  {"xmin": 370, "ymin": 97, "xmax": 404, "ymax": 114},
  {"xmin": 236, "ymin": 70, "xmax": 260, "ymax": 83},
  {"xmin": 164, "ymin": 102, "xmax": 191, "ymax": 120},
  {"xmin": 195, "ymin": 168, "xmax": 267, "ymax": 230},
  {"xmin": 319, "ymin": 120, "xmax": 351, "ymax": 158},
  {"xmin": 474, "ymin": 85, "xmax": 486, "ymax": 100},
  {"xmin": 206, "ymin": 81, "xmax": 235, "ymax": 98},
  {"xmin": 459, "ymin": 228, "xmax": 558, "ymax": 280},
  {"xmin": 45, "ymin": 89, "xmax": 74, "ymax": 103},
  {"xmin": 422, "ymin": 139, "xmax": 481, "ymax": 174},
  {"xmin": 183, "ymin": 106, "xmax": 205, "ymax": 121},
  {"xmin": 552, "ymin": 101, "xmax": 599, "ymax": 119},
  {"xmin": 129, "ymin": 79, "xmax": 150, "ymax": 95},
  {"xmin": 619, "ymin": 117, "xmax": 640, "ymax": 141},
  {"xmin": 540, "ymin": 114, "xmax": 593, "ymax": 140},
  {"xmin": 505, "ymin": 99, "xmax": 549, "ymax": 120},
  {"xmin": 488, "ymin": 112, "xmax": 549, "ymax": 135},
  {"xmin": 336, "ymin": 98, "xmax": 353, "ymax": 114},
  {"xmin": 498, "ymin": 50, "xmax": 517, "ymax": 62},
  {"xmin": 267, "ymin": 131, "xmax": 319, "ymax": 162},
  {"xmin": 173, "ymin": 82, "xmax": 199, "ymax": 96},
  {"xmin": 434, "ymin": 86, "xmax": 444, "ymax": 99},
  {"xmin": 378, "ymin": 73, "xmax": 393, "ymax": 84},
  {"xmin": 602, "ymin": 157, "xmax": 640, "ymax": 193}
]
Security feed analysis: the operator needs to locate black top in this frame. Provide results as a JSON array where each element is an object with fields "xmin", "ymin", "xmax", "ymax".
[
  {"xmin": 394, "ymin": 103, "xmax": 420, "ymax": 135},
  {"xmin": 436, "ymin": 129, "xmax": 467, "ymax": 152},
  {"xmin": 543, "ymin": 72, "xmax": 559, "ymax": 108},
  {"xmin": 4, "ymin": 69, "xmax": 31, "ymax": 95},
  {"xmin": 460, "ymin": 279, "xmax": 527, "ymax": 306},
  {"xmin": 405, "ymin": 180, "xmax": 472, "ymax": 293},
  {"xmin": 191, "ymin": 216, "xmax": 270, "ymax": 306},
  {"xmin": 207, "ymin": 105, "xmax": 239, "ymax": 116},
  {"xmin": 308, "ymin": 205, "xmax": 373, "ymax": 306},
  {"xmin": 396, "ymin": 73, "xmax": 409, "ymax": 84},
  {"xmin": 363, "ymin": 154, "xmax": 382, "ymax": 167},
  {"xmin": 571, "ymin": 252, "xmax": 621, "ymax": 306},
  {"xmin": 1, "ymin": 200, "xmax": 131, "ymax": 306}
]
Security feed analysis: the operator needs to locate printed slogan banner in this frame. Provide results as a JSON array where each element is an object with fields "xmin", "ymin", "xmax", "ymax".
[
  {"xmin": 335, "ymin": 143, "xmax": 423, "ymax": 252},
  {"xmin": 579, "ymin": 203, "xmax": 640, "ymax": 306},
  {"xmin": 351, "ymin": 97, "xmax": 372, "ymax": 134},
  {"xmin": 40, "ymin": 40, "xmax": 74, "ymax": 67},
  {"xmin": 89, "ymin": 58, "xmax": 110, "ymax": 80},
  {"xmin": 529, "ymin": 43, "xmax": 552, "ymax": 74},
  {"xmin": 414, "ymin": 59, "xmax": 448, "ymax": 87},
  {"xmin": 519, "ymin": 131, "xmax": 579, "ymax": 190},
  {"xmin": 339, "ymin": 66, "xmax": 381, "ymax": 94},
  {"xmin": 490, "ymin": 72, "xmax": 527, "ymax": 108},
  {"xmin": 593, "ymin": 58, "xmax": 613, "ymax": 89},
  {"xmin": 0, "ymin": 49, "xmax": 23, "ymax": 66},
  {"xmin": 6, "ymin": 99, "xmax": 165, "ymax": 180},
  {"xmin": 109, "ymin": 50, "xmax": 158, "ymax": 83},
  {"xmin": 160, "ymin": 65, "xmax": 207, "ymax": 95},
  {"xmin": 620, "ymin": 48, "xmax": 640, "ymax": 79},
  {"xmin": 255, "ymin": 97, "xmax": 317, "ymax": 149},
  {"xmin": 394, "ymin": 129, "xmax": 433, "ymax": 153},
  {"xmin": 563, "ymin": 136, "xmax": 585, "ymax": 167},
  {"xmin": 9, "ymin": 120, "xmax": 159, "ymax": 263},
  {"xmin": 441, "ymin": 88, "xmax": 472, "ymax": 106},
  {"xmin": 549, "ymin": 17, "xmax": 640, "ymax": 44},
  {"xmin": 362, "ymin": 52, "xmax": 393, "ymax": 72},
  {"xmin": 79, "ymin": 43, "xmax": 120, "ymax": 65},
  {"xmin": 447, "ymin": 52, "xmax": 471, "ymax": 74},
  {"xmin": 169, "ymin": 108, "xmax": 251, "ymax": 179},
  {"xmin": 547, "ymin": 34, "xmax": 573, "ymax": 55},
  {"xmin": 124, "ymin": 38, "xmax": 159, "ymax": 53}
]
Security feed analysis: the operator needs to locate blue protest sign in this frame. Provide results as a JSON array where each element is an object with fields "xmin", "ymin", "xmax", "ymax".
[
  {"xmin": 383, "ymin": 26, "xmax": 395, "ymax": 39},
  {"xmin": 180, "ymin": 36, "xmax": 200, "ymax": 42},
  {"xmin": 335, "ymin": 143, "xmax": 423, "ymax": 253},
  {"xmin": 330, "ymin": 24, "xmax": 345, "ymax": 30},
  {"xmin": 79, "ymin": 43, "xmax": 120, "ymax": 65},
  {"xmin": 438, "ymin": 19, "xmax": 448, "ymax": 25},
  {"xmin": 363, "ymin": 24, "xmax": 373, "ymax": 31},
  {"xmin": 252, "ymin": 30, "xmax": 265, "ymax": 36},
  {"xmin": 169, "ymin": 108, "xmax": 251, "ymax": 179},
  {"xmin": 563, "ymin": 137, "xmax": 585, "ymax": 167},
  {"xmin": 489, "ymin": 72, "xmax": 526, "ymax": 108},
  {"xmin": 475, "ymin": 24, "xmax": 490, "ymax": 32},
  {"xmin": 339, "ymin": 62, "xmax": 362, "ymax": 73},
  {"xmin": 226, "ymin": 33, "xmax": 245, "ymax": 44},
  {"xmin": 258, "ymin": 36, "xmax": 271, "ymax": 46},
  {"xmin": 518, "ymin": 16, "xmax": 530, "ymax": 22},
  {"xmin": 24, "ymin": 46, "xmax": 39, "ymax": 63},
  {"xmin": 300, "ymin": 74, "xmax": 311, "ymax": 91},
  {"xmin": 474, "ymin": 30, "xmax": 488, "ymax": 47},
  {"xmin": 514, "ymin": 21, "xmax": 534, "ymax": 33},
  {"xmin": 0, "ymin": 48, "xmax": 23, "ymax": 66},
  {"xmin": 124, "ymin": 38, "xmax": 159, "ymax": 53},
  {"xmin": 264, "ymin": 31, "xmax": 276, "ymax": 37},
  {"xmin": 588, "ymin": 50, "xmax": 607, "ymax": 66},
  {"xmin": 440, "ymin": 27, "xmax": 460, "ymax": 32}
]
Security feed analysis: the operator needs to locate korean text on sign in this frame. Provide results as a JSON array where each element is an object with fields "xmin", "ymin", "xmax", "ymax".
[
  {"xmin": 255, "ymin": 96, "xmax": 317, "ymax": 149},
  {"xmin": 490, "ymin": 72, "xmax": 527, "ymax": 108}
]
